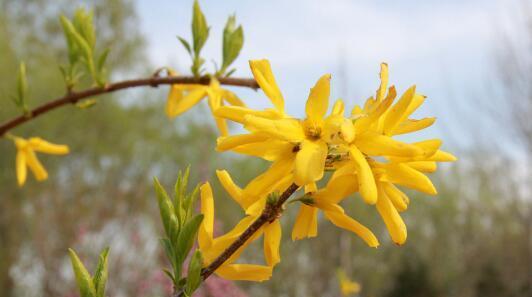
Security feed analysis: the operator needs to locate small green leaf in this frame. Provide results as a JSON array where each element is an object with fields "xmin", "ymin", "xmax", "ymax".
[
  {"xmin": 97, "ymin": 48, "xmax": 110, "ymax": 73},
  {"xmin": 60, "ymin": 15, "xmax": 80, "ymax": 65},
  {"xmin": 76, "ymin": 98, "xmax": 98, "ymax": 109},
  {"xmin": 154, "ymin": 178, "xmax": 180, "ymax": 240},
  {"xmin": 222, "ymin": 15, "xmax": 244, "ymax": 72},
  {"xmin": 185, "ymin": 250, "xmax": 203, "ymax": 296},
  {"xmin": 191, "ymin": 0, "xmax": 209, "ymax": 56},
  {"xmin": 175, "ymin": 214, "xmax": 204, "ymax": 268},
  {"xmin": 225, "ymin": 68, "xmax": 236, "ymax": 77},
  {"xmin": 73, "ymin": 9, "xmax": 96, "ymax": 50},
  {"xmin": 162, "ymin": 268, "xmax": 176, "ymax": 284},
  {"xmin": 177, "ymin": 36, "xmax": 192, "ymax": 56},
  {"xmin": 92, "ymin": 247, "xmax": 109, "ymax": 297},
  {"xmin": 184, "ymin": 184, "xmax": 200, "ymax": 222},
  {"xmin": 68, "ymin": 249, "xmax": 97, "ymax": 297},
  {"xmin": 15, "ymin": 62, "xmax": 28, "ymax": 111}
]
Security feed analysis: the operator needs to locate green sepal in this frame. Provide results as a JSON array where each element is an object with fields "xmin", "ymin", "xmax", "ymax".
[
  {"xmin": 68, "ymin": 249, "xmax": 97, "ymax": 297},
  {"xmin": 177, "ymin": 36, "xmax": 193, "ymax": 56}
]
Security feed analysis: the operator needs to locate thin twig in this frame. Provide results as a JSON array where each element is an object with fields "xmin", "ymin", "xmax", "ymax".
[
  {"xmin": 0, "ymin": 76, "xmax": 259, "ymax": 136},
  {"xmin": 175, "ymin": 183, "xmax": 299, "ymax": 297}
]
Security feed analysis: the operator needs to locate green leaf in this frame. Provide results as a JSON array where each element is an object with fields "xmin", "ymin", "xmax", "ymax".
[
  {"xmin": 73, "ymin": 8, "xmax": 96, "ymax": 50},
  {"xmin": 60, "ymin": 15, "xmax": 80, "ymax": 65},
  {"xmin": 191, "ymin": 0, "xmax": 209, "ymax": 56},
  {"xmin": 175, "ymin": 214, "xmax": 204, "ymax": 268},
  {"xmin": 97, "ymin": 48, "xmax": 110, "ymax": 73},
  {"xmin": 177, "ymin": 36, "xmax": 192, "ymax": 56},
  {"xmin": 154, "ymin": 178, "xmax": 180, "ymax": 240},
  {"xmin": 222, "ymin": 15, "xmax": 244, "ymax": 72},
  {"xmin": 68, "ymin": 249, "xmax": 97, "ymax": 297},
  {"xmin": 15, "ymin": 62, "xmax": 28, "ymax": 111},
  {"xmin": 184, "ymin": 184, "xmax": 200, "ymax": 222},
  {"xmin": 162, "ymin": 268, "xmax": 176, "ymax": 284},
  {"xmin": 92, "ymin": 247, "xmax": 109, "ymax": 297},
  {"xmin": 185, "ymin": 250, "xmax": 203, "ymax": 296}
]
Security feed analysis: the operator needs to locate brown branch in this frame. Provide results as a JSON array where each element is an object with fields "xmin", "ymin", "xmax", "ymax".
[
  {"xmin": 175, "ymin": 183, "xmax": 300, "ymax": 297},
  {"xmin": 0, "ymin": 76, "xmax": 259, "ymax": 136}
]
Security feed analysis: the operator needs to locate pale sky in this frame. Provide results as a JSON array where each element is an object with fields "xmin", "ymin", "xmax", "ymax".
[{"xmin": 135, "ymin": 0, "xmax": 516, "ymax": 150}]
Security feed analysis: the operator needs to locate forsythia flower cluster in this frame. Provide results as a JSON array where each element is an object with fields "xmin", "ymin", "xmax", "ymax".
[{"xmin": 165, "ymin": 59, "xmax": 456, "ymax": 281}]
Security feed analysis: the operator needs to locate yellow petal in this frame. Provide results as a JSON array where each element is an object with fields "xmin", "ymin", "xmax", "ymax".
[
  {"xmin": 381, "ymin": 163, "xmax": 437, "ymax": 195},
  {"xmin": 244, "ymin": 116, "xmax": 305, "ymax": 142},
  {"xmin": 376, "ymin": 184, "xmax": 407, "ymax": 245},
  {"xmin": 376, "ymin": 63, "xmax": 389, "ymax": 102},
  {"xmin": 199, "ymin": 183, "xmax": 215, "ymax": 250},
  {"xmin": 263, "ymin": 220, "xmax": 282, "ymax": 266},
  {"xmin": 165, "ymin": 86, "xmax": 206, "ymax": 118},
  {"xmin": 223, "ymin": 90, "xmax": 246, "ymax": 107},
  {"xmin": 216, "ymin": 133, "xmax": 270, "ymax": 152},
  {"xmin": 355, "ymin": 132, "xmax": 423, "ymax": 157},
  {"xmin": 348, "ymin": 146, "xmax": 377, "ymax": 204},
  {"xmin": 249, "ymin": 59, "xmax": 285, "ymax": 113},
  {"xmin": 215, "ymin": 264, "xmax": 272, "ymax": 282},
  {"xmin": 16, "ymin": 151, "xmax": 27, "ymax": 187},
  {"xmin": 393, "ymin": 117, "xmax": 436, "ymax": 135},
  {"xmin": 305, "ymin": 74, "xmax": 331, "ymax": 122},
  {"xmin": 291, "ymin": 204, "xmax": 318, "ymax": 240},
  {"xmin": 382, "ymin": 85, "xmax": 416, "ymax": 135},
  {"xmin": 294, "ymin": 139, "xmax": 328, "ymax": 186},
  {"xmin": 381, "ymin": 182, "xmax": 409, "ymax": 212},
  {"xmin": 216, "ymin": 170, "xmax": 245, "ymax": 208},
  {"xmin": 29, "ymin": 138, "xmax": 69, "ymax": 155},
  {"xmin": 214, "ymin": 116, "xmax": 229, "ymax": 136},
  {"xmin": 324, "ymin": 209, "xmax": 379, "ymax": 247},
  {"xmin": 25, "ymin": 150, "xmax": 48, "ymax": 181},
  {"xmin": 316, "ymin": 173, "xmax": 358, "ymax": 204},
  {"xmin": 332, "ymin": 99, "xmax": 345, "ymax": 116},
  {"xmin": 231, "ymin": 140, "xmax": 294, "ymax": 162},
  {"xmin": 406, "ymin": 161, "xmax": 437, "ymax": 173},
  {"xmin": 304, "ymin": 183, "xmax": 318, "ymax": 193},
  {"xmin": 214, "ymin": 106, "xmax": 281, "ymax": 124},
  {"xmin": 427, "ymin": 150, "xmax": 457, "ymax": 162}
]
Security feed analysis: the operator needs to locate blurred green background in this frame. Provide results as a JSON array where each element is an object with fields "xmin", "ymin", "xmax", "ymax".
[{"xmin": 0, "ymin": 0, "xmax": 530, "ymax": 297}]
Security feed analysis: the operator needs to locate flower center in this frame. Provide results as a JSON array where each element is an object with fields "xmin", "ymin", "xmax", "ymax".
[{"xmin": 303, "ymin": 120, "xmax": 322, "ymax": 140}]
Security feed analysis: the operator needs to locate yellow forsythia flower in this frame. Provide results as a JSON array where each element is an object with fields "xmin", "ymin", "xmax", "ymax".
[
  {"xmin": 215, "ymin": 60, "xmax": 456, "ymax": 247},
  {"xmin": 165, "ymin": 71, "xmax": 245, "ymax": 136},
  {"xmin": 13, "ymin": 136, "xmax": 69, "ymax": 186},
  {"xmin": 337, "ymin": 269, "xmax": 361, "ymax": 296}
]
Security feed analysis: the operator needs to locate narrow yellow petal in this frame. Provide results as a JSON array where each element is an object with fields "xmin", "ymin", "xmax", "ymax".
[
  {"xmin": 382, "ymin": 85, "xmax": 416, "ymax": 135},
  {"xmin": 294, "ymin": 139, "xmax": 328, "ymax": 186},
  {"xmin": 214, "ymin": 106, "xmax": 281, "ymax": 124},
  {"xmin": 29, "ymin": 138, "xmax": 69, "ymax": 155},
  {"xmin": 393, "ymin": 117, "xmax": 436, "ymax": 135},
  {"xmin": 263, "ymin": 220, "xmax": 282, "ymax": 266},
  {"xmin": 231, "ymin": 140, "xmax": 294, "ymax": 162},
  {"xmin": 305, "ymin": 74, "xmax": 331, "ymax": 122},
  {"xmin": 199, "ymin": 183, "xmax": 215, "ymax": 250},
  {"xmin": 216, "ymin": 170, "xmax": 245, "ymax": 208},
  {"xmin": 16, "ymin": 151, "xmax": 27, "ymax": 187},
  {"xmin": 223, "ymin": 90, "xmax": 246, "ymax": 107},
  {"xmin": 215, "ymin": 264, "xmax": 272, "ymax": 282},
  {"xmin": 376, "ymin": 184, "xmax": 407, "ymax": 245},
  {"xmin": 316, "ymin": 173, "xmax": 358, "ymax": 204},
  {"xmin": 332, "ymin": 99, "xmax": 345, "ymax": 116},
  {"xmin": 355, "ymin": 132, "xmax": 423, "ymax": 157},
  {"xmin": 292, "ymin": 205, "xmax": 318, "ymax": 240},
  {"xmin": 381, "ymin": 182, "xmax": 409, "ymax": 212},
  {"xmin": 216, "ymin": 133, "xmax": 270, "ymax": 152},
  {"xmin": 427, "ymin": 150, "xmax": 457, "ymax": 162},
  {"xmin": 376, "ymin": 63, "xmax": 389, "ymax": 102},
  {"xmin": 324, "ymin": 210, "xmax": 379, "ymax": 247},
  {"xmin": 244, "ymin": 116, "xmax": 305, "ymax": 142},
  {"xmin": 25, "ymin": 150, "xmax": 48, "ymax": 181},
  {"xmin": 165, "ymin": 87, "xmax": 206, "ymax": 118},
  {"xmin": 348, "ymin": 146, "xmax": 377, "ymax": 204},
  {"xmin": 214, "ymin": 116, "xmax": 229, "ymax": 136},
  {"xmin": 381, "ymin": 163, "xmax": 437, "ymax": 195},
  {"xmin": 249, "ymin": 59, "xmax": 285, "ymax": 113},
  {"xmin": 406, "ymin": 161, "xmax": 437, "ymax": 173}
]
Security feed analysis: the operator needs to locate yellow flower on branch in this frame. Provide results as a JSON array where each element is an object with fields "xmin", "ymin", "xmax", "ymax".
[
  {"xmin": 165, "ymin": 71, "xmax": 245, "ymax": 136},
  {"xmin": 12, "ymin": 136, "xmax": 69, "ymax": 186}
]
